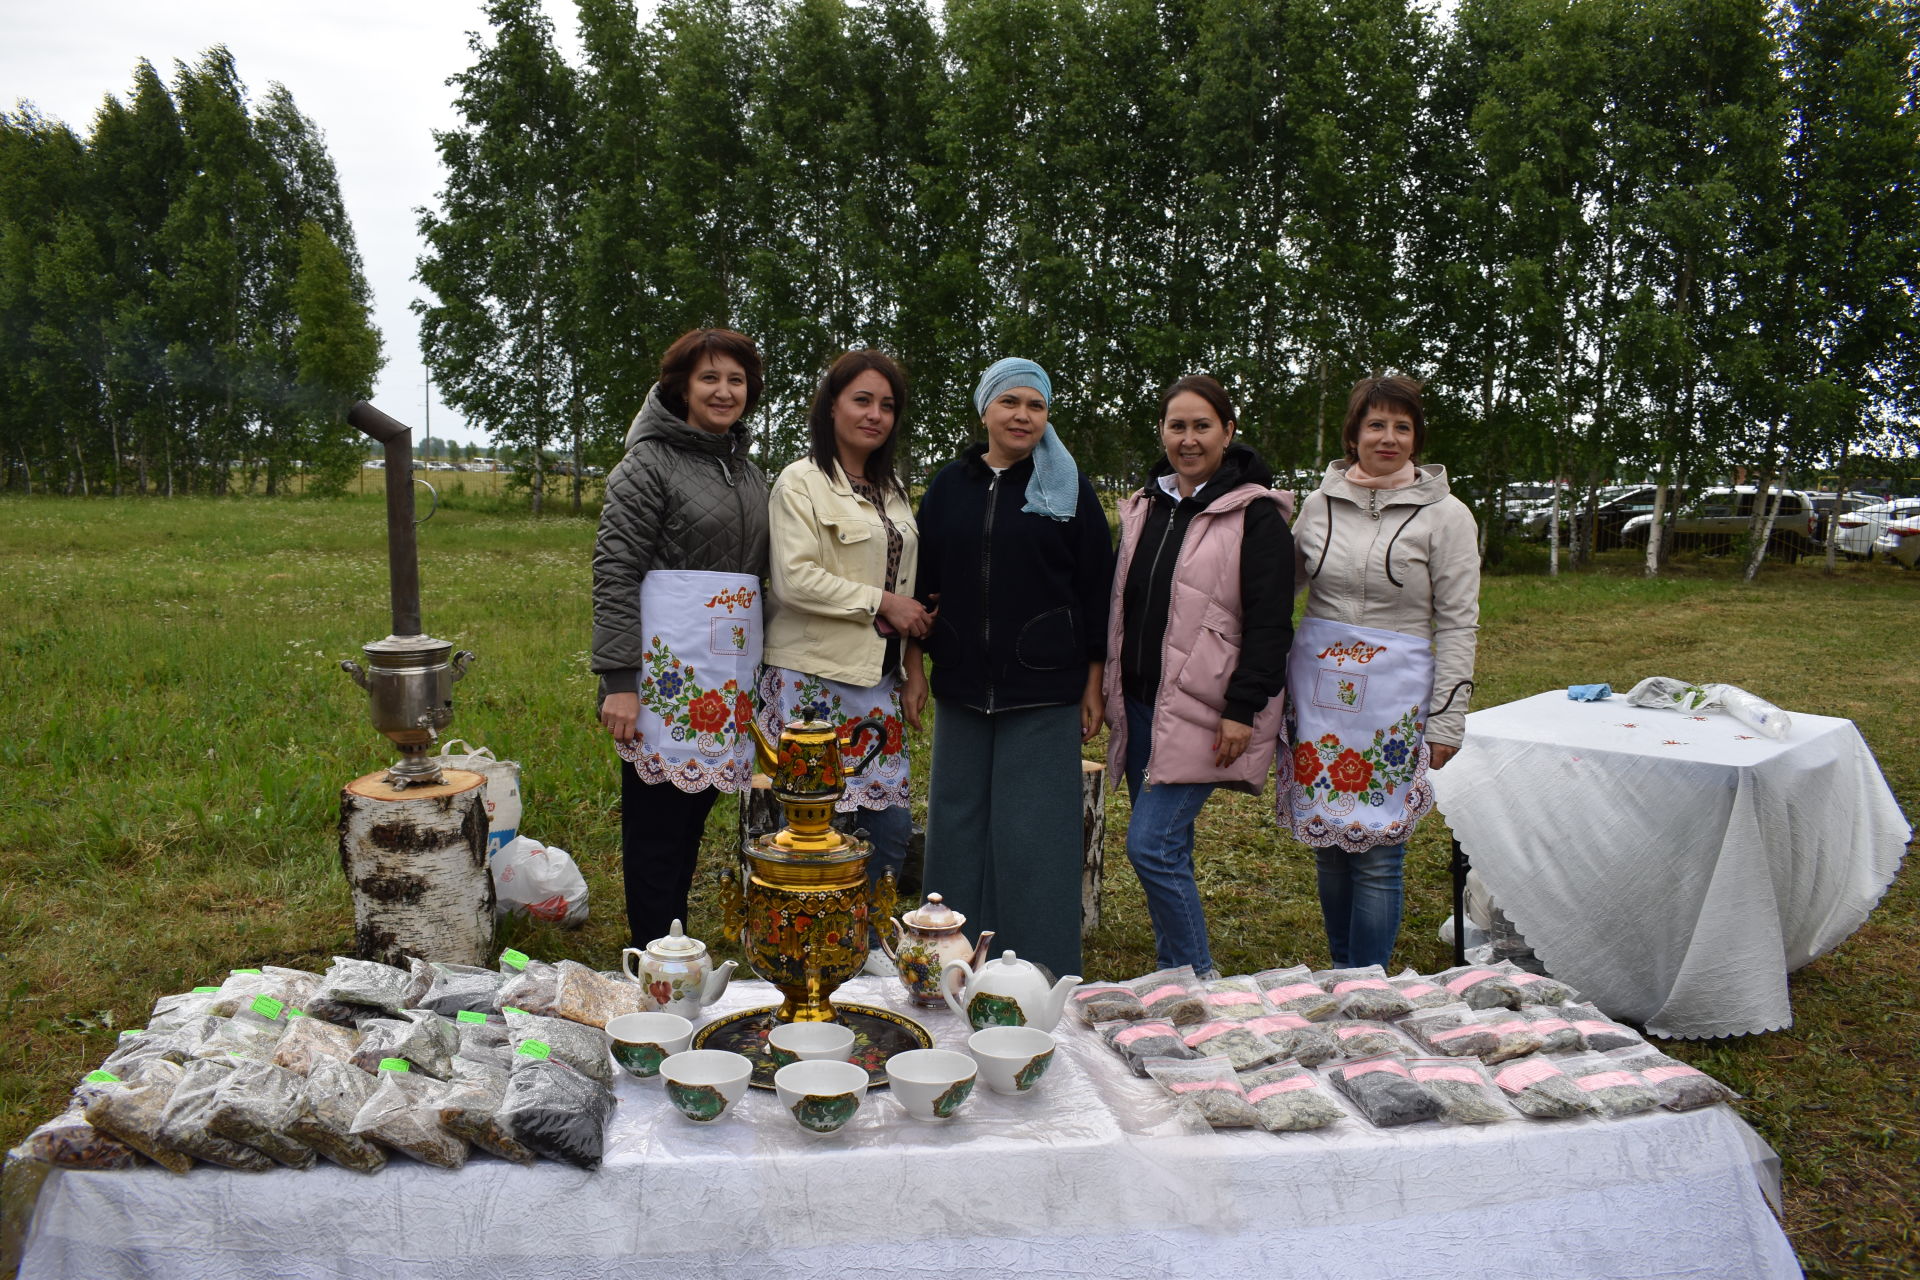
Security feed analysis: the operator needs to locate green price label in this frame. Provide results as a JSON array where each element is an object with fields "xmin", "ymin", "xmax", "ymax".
[
  {"xmin": 516, "ymin": 1040, "xmax": 551, "ymax": 1060},
  {"xmin": 456, "ymin": 1010, "xmax": 487, "ymax": 1024},
  {"xmin": 118, "ymin": 1030, "xmax": 145, "ymax": 1041},
  {"xmin": 500, "ymin": 948, "xmax": 530, "ymax": 971},
  {"xmin": 503, "ymin": 1006, "xmax": 527, "ymax": 1017},
  {"xmin": 288, "ymin": 1008, "xmax": 307, "ymax": 1019},
  {"xmin": 250, "ymin": 995, "xmax": 285, "ymax": 1021},
  {"xmin": 378, "ymin": 1058, "xmax": 411, "ymax": 1073},
  {"xmin": 192, "ymin": 986, "xmax": 222, "ymax": 994},
  {"xmin": 84, "ymin": 1070, "xmax": 120, "ymax": 1084},
  {"xmin": 230, "ymin": 968, "xmax": 262, "ymax": 976}
]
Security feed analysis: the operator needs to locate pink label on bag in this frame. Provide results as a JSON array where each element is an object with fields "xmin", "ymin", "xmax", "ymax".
[
  {"xmin": 1495, "ymin": 1058, "xmax": 1560, "ymax": 1090},
  {"xmin": 1342, "ymin": 1059, "xmax": 1410, "ymax": 1080},
  {"xmin": 1530, "ymin": 1017, "xmax": 1571, "ymax": 1034},
  {"xmin": 1431, "ymin": 1025, "xmax": 1487, "ymax": 1043},
  {"xmin": 1207, "ymin": 991, "xmax": 1263, "ymax": 1008},
  {"xmin": 1509, "ymin": 972, "xmax": 1547, "ymax": 985},
  {"xmin": 1412, "ymin": 1064, "xmax": 1483, "ymax": 1086},
  {"xmin": 1333, "ymin": 1024, "xmax": 1384, "ymax": 1040},
  {"xmin": 1333, "ymin": 979, "xmax": 1392, "ymax": 995},
  {"xmin": 1573, "ymin": 1020, "xmax": 1619, "ymax": 1036},
  {"xmin": 1114, "ymin": 1024, "xmax": 1172, "ymax": 1046},
  {"xmin": 1266, "ymin": 983, "xmax": 1322, "ymax": 1003},
  {"xmin": 1185, "ymin": 1024, "xmax": 1234, "ymax": 1046},
  {"xmin": 1444, "ymin": 969, "xmax": 1500, "ymax": 994},
  {"xmin": 1168, "ymin": 1079, "xmax": 1238, "ymax": 1094},
  {"xmin": 1397, "ymin": 982, "xmax": 1439, "ymax": 998},
  {"xmin": 1575, "ymin": 1071, "xmax": 1640, "ymax": 1092},
  {"xmin": 1247, "ymin": 1014, "xmax": 1309, "ymax": 1033},
  {"xmin": 1485, "ymin": 1019, "xmax": 1528, "ymax": 1035},
  {"xmin": 1642, "ymin": 1064, "xmax": 1705, "ymax": 1082},
  {"xmin": 1073, "ymin": 985, "xmax": 1126, "ymax": 1000},
  {"xmin": 1138, "ymin": 985, "xmax": 1188, "ymax": 1005},
  {"xmin": 1247, "ymin": 1076, "xmax": 1316, "ymax": 1101}
]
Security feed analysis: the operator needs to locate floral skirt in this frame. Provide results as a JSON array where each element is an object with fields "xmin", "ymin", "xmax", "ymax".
[
  {"xmin": 755, "ymin": 665, "xmax": 909, "ymax": 811},
  {"xmin": 1282, "ymin": 616, "xmax": 1434, "ymax": 853}
]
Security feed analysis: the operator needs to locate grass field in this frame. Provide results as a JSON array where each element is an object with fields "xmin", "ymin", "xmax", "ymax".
[{"xmin": 0, "ymin": 492, "xmax": 1913, "ymax": 1277}]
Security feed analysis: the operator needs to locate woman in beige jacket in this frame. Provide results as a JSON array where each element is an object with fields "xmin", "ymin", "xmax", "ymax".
[
  {"xmin": 758, "ymin": 350, "xmax": 930, "ymax": 899},
  {"xmin": 1283, "ymin": 375, "xmax": 1480, "ymax": 970}
]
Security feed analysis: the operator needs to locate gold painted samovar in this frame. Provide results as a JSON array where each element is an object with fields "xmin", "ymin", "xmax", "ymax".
[{"xmin": 721, "ymin": 717, "xmax": 900, "ymax": 1024}]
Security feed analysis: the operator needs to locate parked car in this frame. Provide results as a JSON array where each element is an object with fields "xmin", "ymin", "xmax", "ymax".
[
  {"xmin": 1523, "ymin": 485, "xmax": 1660, "ymax": 550},
  {"xmin": 1875, "ymin": 514, "xmax": 1920, "ymax": 568},
  {"xmin": 1619, "ymin": 486, "xmax": 1819, "ymax": 561},
  {"xmin": 1833, "ymin": 498, "xmax": 1920, "ymax": 560}
]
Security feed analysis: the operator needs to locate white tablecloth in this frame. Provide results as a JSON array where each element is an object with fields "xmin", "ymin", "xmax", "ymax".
[
  {"xmin": 1430, "ymin": 692, "xmax": 1911, "ymax": 1038},
  {"xmin": 15, "ymin": 978, "xmax": 1801, "ymax": 1279}
]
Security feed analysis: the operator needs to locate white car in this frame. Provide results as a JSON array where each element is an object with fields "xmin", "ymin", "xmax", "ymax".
[
  {"xmin": 1835, "ymin": 498, "xmax": 1920, "ymax": 560},
  {"xmin": 1875, "ymin": 511, "xmax": 1920, "ymax": 568}
]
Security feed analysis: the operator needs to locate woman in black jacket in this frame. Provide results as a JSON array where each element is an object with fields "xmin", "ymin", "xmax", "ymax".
[{"xmin": 902, "ymin": 358, "xmax": 1112, "ymax": 981}]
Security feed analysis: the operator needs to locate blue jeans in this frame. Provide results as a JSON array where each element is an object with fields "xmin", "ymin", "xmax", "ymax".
[
  {"xmin": 1124, "ymin": 697, "xmax": 1218, "ymax": 973},
  {"xmin": 1315, "ymin": 843, "xmax": 1407, "ymax": 969},
  {"xmin": 833, "ymin": 803, "xmax": 911, "ymax": 890}
]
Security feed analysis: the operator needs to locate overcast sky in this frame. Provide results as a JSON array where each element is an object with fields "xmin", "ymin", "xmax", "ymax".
[{"xmin": 3, "ymin": 0, "xmax": 601, "ymax": 446}]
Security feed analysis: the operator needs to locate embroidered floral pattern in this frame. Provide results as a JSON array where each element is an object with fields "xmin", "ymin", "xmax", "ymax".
[
  {"xmin": 1286, "ymin": 703, "xmax": 1434, "ymax": 852},
  {"xmin": 617, "ymin": 631, "xmax": 755, "ymax": 793}
]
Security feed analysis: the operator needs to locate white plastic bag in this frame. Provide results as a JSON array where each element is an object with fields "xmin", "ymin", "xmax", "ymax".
[
  {"xmin": 1621, "ymin": 678, "xmax": 1792, "ymax": 739},
  {"xmin": 436, "ymin": 740, "xmax": 522, "ymax": 857},
  {"xmin": 492, "ymin": 836, "xmax": 588, "ymax": 926}
]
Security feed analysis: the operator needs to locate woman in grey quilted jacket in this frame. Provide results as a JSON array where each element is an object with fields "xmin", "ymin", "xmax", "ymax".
[{"xmin": 591, "ymin": 328, "xmax": 771, "ymax": 948}]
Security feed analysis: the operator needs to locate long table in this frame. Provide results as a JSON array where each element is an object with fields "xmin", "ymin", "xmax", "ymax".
[{"xmin": 15, "ymin": 978, "xmax": 1801, "ymax": 1279}]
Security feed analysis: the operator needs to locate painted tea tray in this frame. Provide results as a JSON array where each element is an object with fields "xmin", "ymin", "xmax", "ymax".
[{"xmin": 693, "ymin": 1003, "xmax": 932, "ymax": 1090}]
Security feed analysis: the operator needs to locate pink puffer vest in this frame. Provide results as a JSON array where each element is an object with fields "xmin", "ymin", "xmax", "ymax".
[{"xmin": 1103, "ymin": 483, "xmax": 1295, "ymax": 792}]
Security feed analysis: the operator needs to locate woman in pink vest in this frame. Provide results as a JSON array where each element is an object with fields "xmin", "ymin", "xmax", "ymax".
[{"xmin": 1103, "ymin": 375, "xmax": 1295, "ymax": 977}]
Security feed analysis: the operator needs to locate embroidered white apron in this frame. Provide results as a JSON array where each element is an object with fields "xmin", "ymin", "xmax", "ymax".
[
  {"xmin": 1282, "ymin": 616, "xmax": 1435, "ymax": 852},
  {"xmin": 615, "ymin": 570, "xmax": 762, "ymax": 793},
  {"xmin": 755, "ymin": 665, "xmax": 909, "ymax": 811}
]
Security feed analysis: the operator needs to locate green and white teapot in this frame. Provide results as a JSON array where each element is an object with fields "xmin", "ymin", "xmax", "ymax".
[{"xmin": 942, "ymin": 949, "xmax": 1080, "ymax": 1032}]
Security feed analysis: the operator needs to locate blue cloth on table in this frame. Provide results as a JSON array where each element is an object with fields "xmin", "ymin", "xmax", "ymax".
[{"xmin": 1567, "ymin": 684, "xmax": 1613, "ymax": 701}]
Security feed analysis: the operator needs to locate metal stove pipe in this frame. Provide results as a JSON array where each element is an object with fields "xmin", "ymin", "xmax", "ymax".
[{"xmin": 347, "ymin": 401, "xmax": 422, "ymax": 636}]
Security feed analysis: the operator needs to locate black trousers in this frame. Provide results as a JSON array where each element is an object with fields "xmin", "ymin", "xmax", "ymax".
[{"xmin": 620, "ymin": 760, "xmax": 720, "ymax": 949}]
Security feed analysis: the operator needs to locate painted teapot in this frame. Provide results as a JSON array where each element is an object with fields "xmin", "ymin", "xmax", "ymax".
[
  {"xmin": 622, "ymin": 919, "xmax": 737, "ymax": 1020},
  {"xmin": 943, "ymin": 949, "xmax": 1081, "ymax": 1032},
  {"xmin": 880, "ymin": 893, "xmax": 995, "ymax": 1007}
]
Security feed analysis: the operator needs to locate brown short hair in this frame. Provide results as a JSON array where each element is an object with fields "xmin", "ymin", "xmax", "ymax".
[
  {"xmin": 1158, "ymin": 374, "xmax": 1237, "ymax": 430},
  {"xmin": 808, "ymin": 349, "xmax": 909, "ymax": 497},
  {"xmin": 1342, "ymin": 375, "xmax": 1426, "ymax": 463},
  {"xmin": 657, "ymin": 328, "xmax": 764, "ymax": 422}
]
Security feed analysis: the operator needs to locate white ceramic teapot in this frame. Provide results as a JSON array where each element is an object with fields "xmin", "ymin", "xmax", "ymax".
[
  {"xmin": 942, "ymin": 949, "xmax": 1081, "ymax": 1032},
  {"xmin": 622, "ymin": 919, "xmax": 737, "ymax": 1020}
]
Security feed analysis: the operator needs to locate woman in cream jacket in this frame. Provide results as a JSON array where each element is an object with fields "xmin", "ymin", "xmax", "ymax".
[
  {"xmin": 758, "ymin": 350, "xmax": 929, "ymax": 894},
  {"xmin": 1284, "ymin": 375, "xmax": 1480, "ymax": 970}
]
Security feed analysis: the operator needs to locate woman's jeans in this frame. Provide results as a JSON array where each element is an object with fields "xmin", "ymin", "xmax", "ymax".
[
  {"xmin": 832, "ymin": 803, "xmax": 911, "ymax": 890},
  {"xmin": 1314, "ymin": 843, "xmax": 1407, "ymax": 970},
  {"xmin": 1123, "ymin": 697, "xmax": 1218, "ymax": 974}
]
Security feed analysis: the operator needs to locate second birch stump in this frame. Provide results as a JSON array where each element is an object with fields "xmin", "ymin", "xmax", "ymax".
[{"xmin": 339, "ymin": 768, "xmax": 492, "ymax": 967}]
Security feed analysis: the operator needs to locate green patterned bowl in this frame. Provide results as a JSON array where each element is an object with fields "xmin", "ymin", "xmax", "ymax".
[
  {"xmin": 773, "ymin": 1060, "xmax": 868, "ymax": 1134},
  {"xmin": 660, "ymin": 1049, "xmax": 752, "ymax": 1122},
  {"xmin": 607, "ymin": 1012, "xmax": 693, "ymax": 1079},
  {"xmin": 885, "ymin": 1048, "xmax": 978, "ymax": 1121}
]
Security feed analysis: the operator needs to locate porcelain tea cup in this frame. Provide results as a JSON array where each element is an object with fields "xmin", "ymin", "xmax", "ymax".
[
  {"xmin": 773, "ymin": 1059, "xmax": 868, "ymax": 1134},
  {"xmin": 605, "ymin": 1012, "xmax": 693, "ymax": 1079},
  {"xmin": 885, "ymin": 1048, "xmax": 977, "ymax": 1121},
  {"xmin": 967, "ymin": 1025, "xmax": 1057, "ymax": 1095},
  {"xmin": 660, "ymin": 1049, "xmax": 752, "ymax": 1123},
  {"xmin": 766, "ymin": 1021, "xmax": 855, "ymax": 1068}
]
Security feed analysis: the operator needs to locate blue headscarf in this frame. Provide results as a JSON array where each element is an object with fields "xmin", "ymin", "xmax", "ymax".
[{"xmin": 972, "ymin": 357, "xmax": 1080, "ymax": 522}]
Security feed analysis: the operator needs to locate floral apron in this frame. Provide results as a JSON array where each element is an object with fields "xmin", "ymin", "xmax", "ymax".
[
  {"xmin": 755, "ymin": 666, "xmax": 908, "ymax": 811},
  {"xmin": 1283, "ymin": 616, "xmax": 1435, "ymax": 853},
  {"xmin": 615, "ymin": 570, "xmax": 761, "ymax": 794}
]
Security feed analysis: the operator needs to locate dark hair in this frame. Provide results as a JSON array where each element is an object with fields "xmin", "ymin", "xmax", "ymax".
[
  {"xmin": 807, "ymin": 349, "xmax": 909, "ymax": 497},
  {"xmin": 657, "ymin": 328, "xmax": 764, "ymax": 422},
  {"xmin": 1159, "ymin": 374, "xmax": 1237, "ymax": 431},
  {"xmin": 1342, "ymin": 374, "xmax": 1426, "ymax": 463}
]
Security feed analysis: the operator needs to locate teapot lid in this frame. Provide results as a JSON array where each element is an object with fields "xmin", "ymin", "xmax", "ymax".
[
  {"xmin": 647, "ymin": 919, "xmax": 706, "ymax": 958},
  {"xmin": 902, "ymin": 892, "xmax": 964, "ymax": 930}
]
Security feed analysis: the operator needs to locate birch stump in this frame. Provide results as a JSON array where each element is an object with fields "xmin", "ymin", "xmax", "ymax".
[
  {"xmin": 1081, "ymin": 758, "xmax": 1107, "ymax": 932},
  {"xmin": 339, "ymin": 768, "xmax": 492, "ymax": 967}
]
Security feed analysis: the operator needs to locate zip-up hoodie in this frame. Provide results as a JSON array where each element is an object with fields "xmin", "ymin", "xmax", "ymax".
[
  {"xmin": 591, "ymin": 384, "xmax": 770, "ymax": 700},
  {"xmin": 1292, "ymin": 460, "xmax": 1480, "ymax": 746},
  {"xmin": 913, "ymin": 443, "xmax": 1114, "ymax": 713}
]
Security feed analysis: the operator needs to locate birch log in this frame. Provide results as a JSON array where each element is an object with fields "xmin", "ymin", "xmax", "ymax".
[
  {"xmin": 1082, "ymin": 758, "xmax": 1107, "ymax": 932},
  {"xmin": 339, "ymin": 768, "xmax": 492, "ymax": 967}
]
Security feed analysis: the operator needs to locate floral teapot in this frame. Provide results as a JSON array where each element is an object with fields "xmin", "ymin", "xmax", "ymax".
[
  {"xmin": 880, "ymin": 893, "xmax": 995, "ymax": 1007},
  {"xmin": 622, "ymin": 919, "xmax": 737, "ymax": 1020},
  {"xmin": 942, "ymin": 949, "xmax": 1081, "ymax": 1032}
]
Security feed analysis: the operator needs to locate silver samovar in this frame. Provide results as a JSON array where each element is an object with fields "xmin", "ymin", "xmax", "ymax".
[{"xmin": 338, "ymin": 402, "xmax": 474, "ymax": 787}]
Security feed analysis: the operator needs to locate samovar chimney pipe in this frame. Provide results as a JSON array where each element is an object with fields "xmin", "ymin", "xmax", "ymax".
[{"xmin": 347, "ymin": 400, "xmax": 422, "ymax": 637}]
